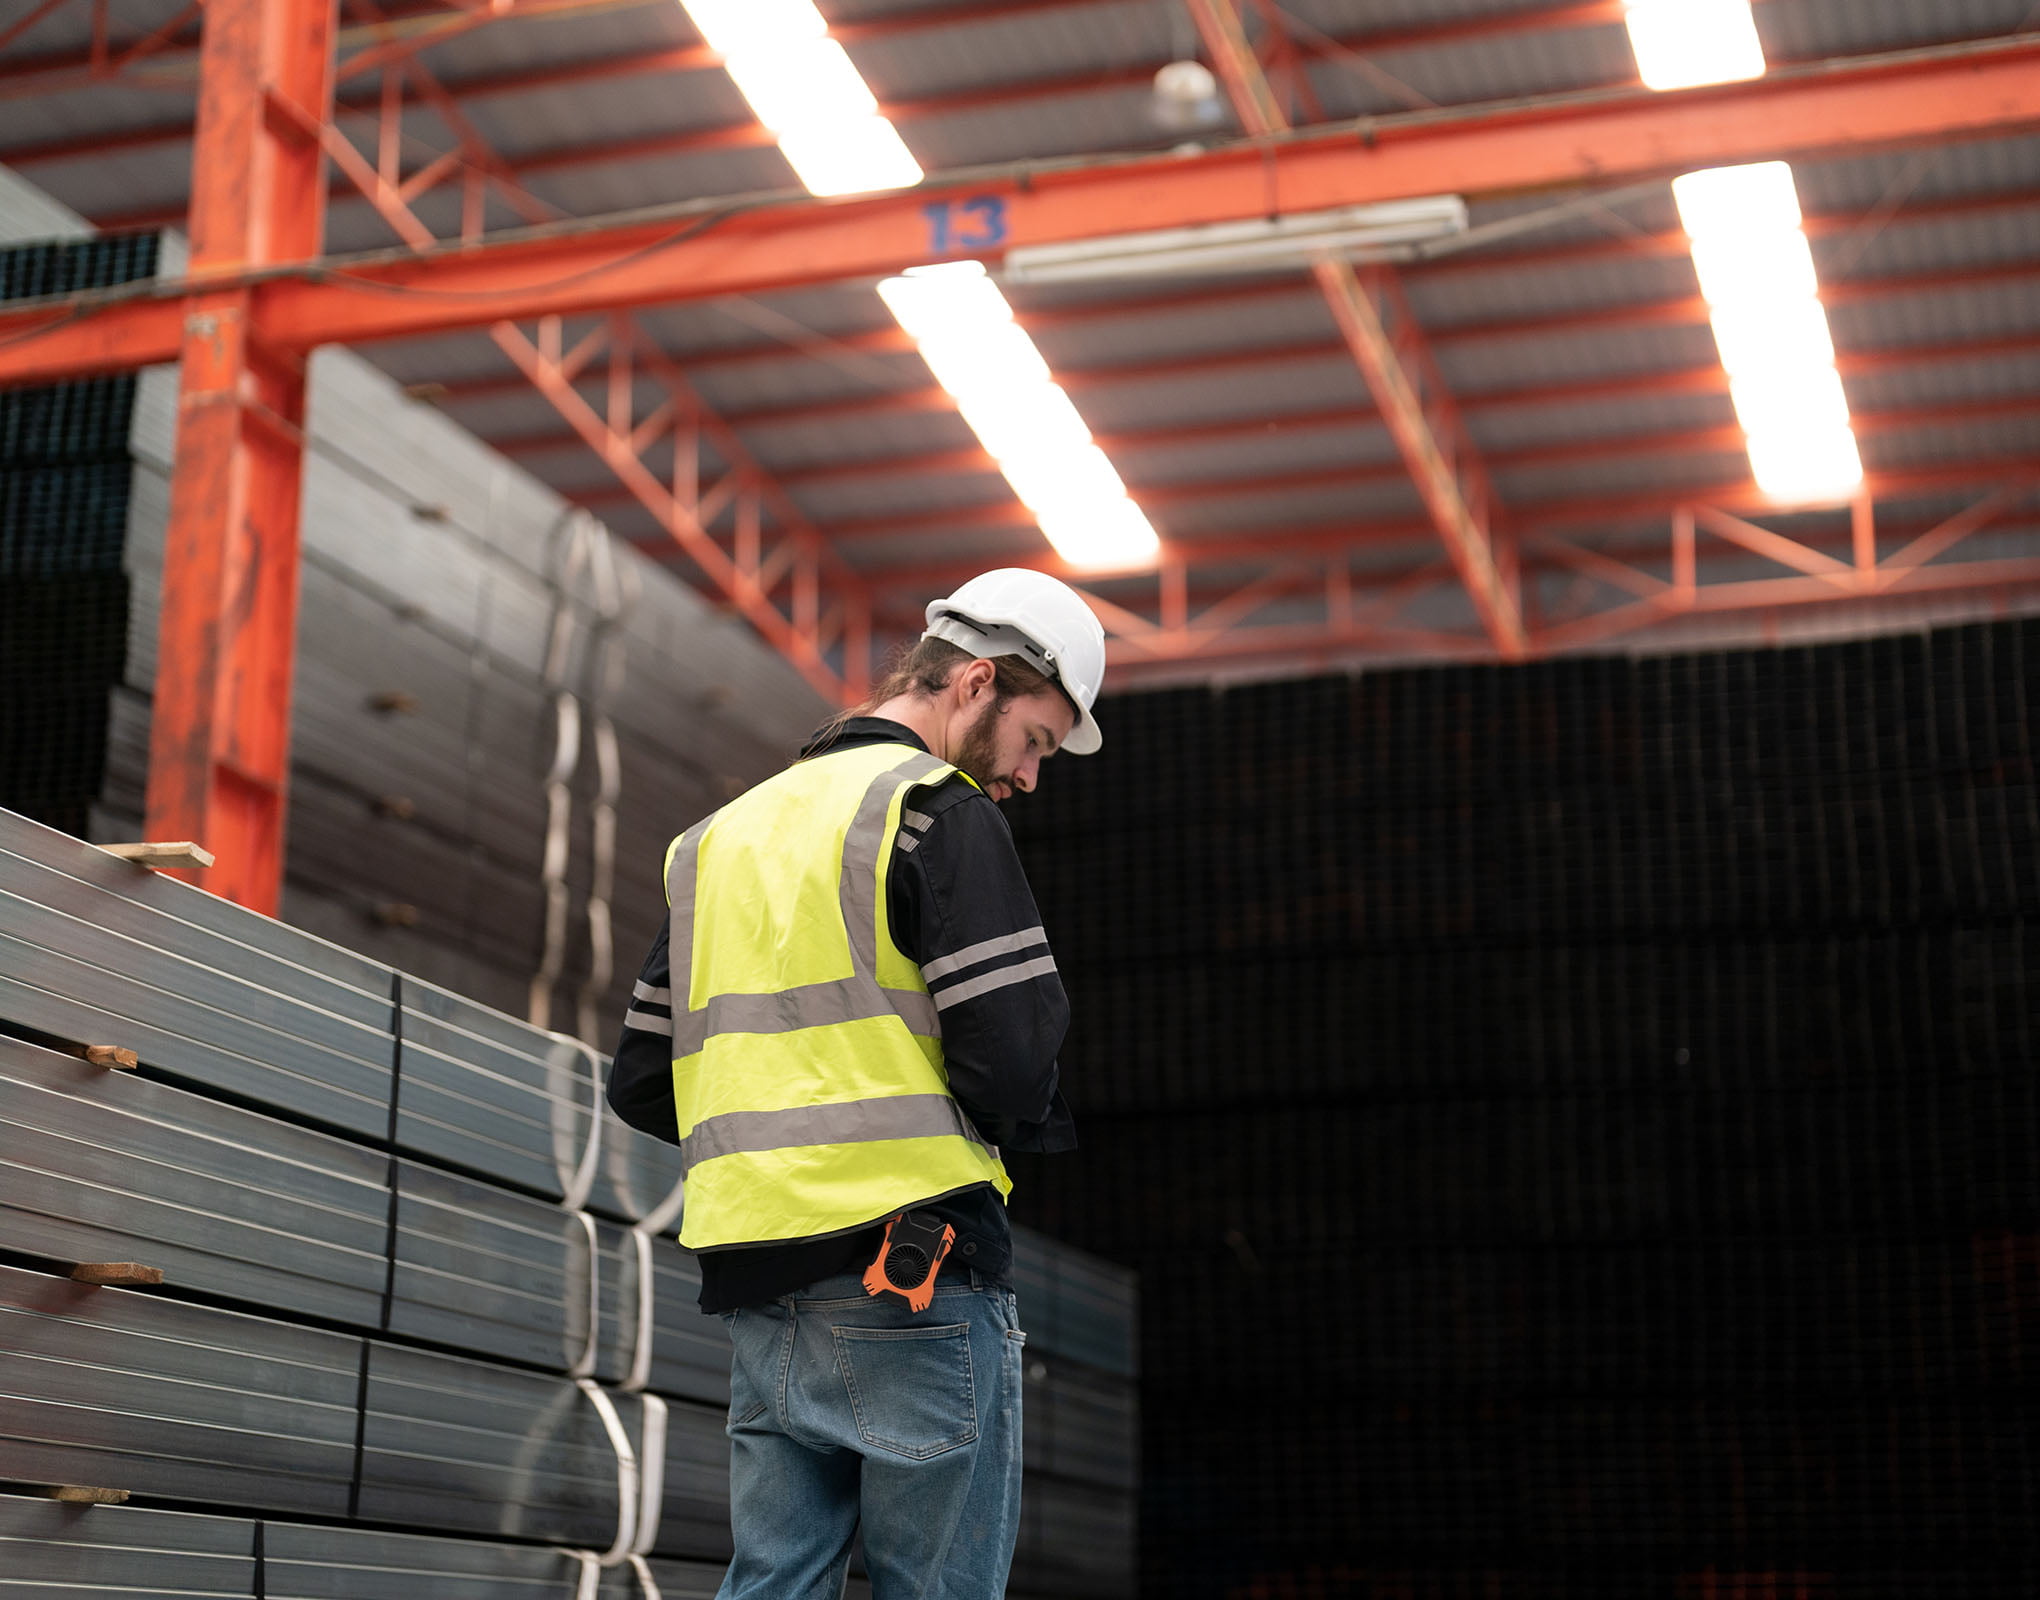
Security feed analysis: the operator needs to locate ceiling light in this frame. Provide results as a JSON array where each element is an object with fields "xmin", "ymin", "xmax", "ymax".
[
  {"xmin": 681, "ymin": 0, "xmax": 825, "ymax": 57},
  {"xmin": 1745, "ymin": 425, "xmax": 1864, "ymax": 505},
  {"xmin": 1037, "ymin": 497, "xmax": 1162, "ymax": 571},
  {"xmin": 1707, "ymin": 296, "xmax": 1836, "ymax": 379},
  {"xmin": 1728, "ymin": 365, "xmax": 1851, "ymax": 438},
  {"xmin": 1631, "ymin": 21, "xmax": 1859, "ymax": 506},
  {"xmin": 914, "ymin": 322, "xmax": 1053, "ymax": 398},
  {"xmin": 1671, "ymin": 161, "xmax": 1801, "ymax": 238},
  {"xmin": 1002, "ymin": 197, "xmax": 1469, "ymax": 284},
  {"xmin": 878, "ymin": 264, "xmax": 1159, "ymax": 570},
  {"xmin": 1623, "ymin": 0, "xmax": 1765, "ymax": 91},
  {"xmin": 776, "ymin": 118, "xmax": 923, "ymax": 197},
  {"xmin": 876, "ymin": 260, "xmax": 1016, "ymax": 339},
  {"xmin": 1152, "ymin": 58, "xmax": 1225, "ymax": 132},
  {"xmin": 721, "ymin": 37, "xmax": 875, "ymax": 135},
  {"xmin": 1686, "ymin": 227, "xmax": 1819, "ymax": 309},
  {"xmin": 679, "ymin": 0, "xmax": 922, "ymax": 197},
  {"xmin": 954, "ymin": 385, "xmax": 1094, "ymax": 462},
  {"xmin": 1000, "ymin": 444, "xmax": 1129, "ymax": 519}
]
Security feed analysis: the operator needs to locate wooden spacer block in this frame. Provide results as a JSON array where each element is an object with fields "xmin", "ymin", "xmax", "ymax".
[
  {"xmin": 82, "ymin": 1045, "xmax": 139, "ymax": 1071},
  {"xmin": 70, "ymin": 1263, "xmax": 164, "ymax": 1287},
  {"xmin": 42, "ymin": 1486, "xmax": 130, "ymax": 1505},
  {"xmin": 102, "ymin": 841, "xmax": 216, "ymax": 871}
]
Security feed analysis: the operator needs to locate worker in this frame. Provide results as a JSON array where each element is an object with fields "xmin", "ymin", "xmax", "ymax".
[{"xmin": 606, "ymin": 568, "xmax": 1107, "ymax": 1598}]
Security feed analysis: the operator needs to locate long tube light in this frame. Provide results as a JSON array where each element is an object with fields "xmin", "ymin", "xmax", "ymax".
[
  {"xmin": 685, "ymin": 0, "xmax": 1156, "ymax": 570},
  {"xmin": 1624, "ymin": 1, "xmax": 1863, "ymax": 505},
  {"xmin": 879, "ymin": 262, "xmax": 1161, "ymax": 571},
  {"xmin": 1003, "ymin": 197, "xmax": 1470, "ymax": 285},
  {"xmin": 1623, "ymin": 0, "xmax": 1765, "ymax": 90},
  {"xmin": 680, "ymin": 0, "xmax": 921, "ymax": 195}
]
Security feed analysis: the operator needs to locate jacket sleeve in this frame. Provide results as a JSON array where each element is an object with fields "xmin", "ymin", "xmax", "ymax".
[
  {"xmin": 894, "ymin": 786, "xmax": 1078, "ymax": 1154},
  {"xmin": 606, "ymin": 919, "xmax": 681, "ymax": 1144}
]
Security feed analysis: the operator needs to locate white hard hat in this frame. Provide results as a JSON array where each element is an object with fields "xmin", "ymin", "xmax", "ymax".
[{"xmin": 923, "ymin": 569, "xmax": 1108, "ymax": 755}]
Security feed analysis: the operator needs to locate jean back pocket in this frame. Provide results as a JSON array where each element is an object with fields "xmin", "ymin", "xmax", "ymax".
[{"xmin": 832, "ymin": 1323, "xmax": 977, "ymax": 1460}]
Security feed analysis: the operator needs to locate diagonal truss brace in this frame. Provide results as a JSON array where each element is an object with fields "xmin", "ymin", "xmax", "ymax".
[
  {"xmin": 304, "ymin": 0, "xmax": 872, "ymax": 700},
  {"xmin": 494, "ymin": 315, "xmax": 870, "ymax": 699},
  {"xmin": 1185, "ymin": 0, "xmax": 1528, "ymax": 656},
  {"xmin": 1532, "ymin": 475, "xmax": 2040, "ymax": 650}
]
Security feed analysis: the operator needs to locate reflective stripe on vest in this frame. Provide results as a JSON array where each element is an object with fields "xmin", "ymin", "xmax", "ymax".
[{"xmin": 664, "ymin": 744, "xmax": 1010, "ymax": 1249}]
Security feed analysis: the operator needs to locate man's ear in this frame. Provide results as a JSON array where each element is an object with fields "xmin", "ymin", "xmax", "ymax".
[{"xmin": 955, "ymin": 657, "xmax": 997, "ymax": 702}]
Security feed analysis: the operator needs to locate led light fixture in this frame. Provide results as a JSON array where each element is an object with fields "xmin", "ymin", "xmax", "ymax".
[
  {"xmin": 1623, "ymin": 0, "xmax": 1765, "ymax": 91},
  {"xmin": 878, "ymin": 263, "xmax": 1160, "ymax": 571},
  {"xmin": 680, "ymin": 0, "xmax": 922, "ymax": 196},
  {"xmin": 1002, "ymin": 197, "xmax": 1469, "ymax": 284},
  {"xmin": 1625, "ymin": 2, "xmax": 1863, "ymax": 507},
  {"xmin": 1673, "ymin": 162, "xmax": 1863, "ymax": 505}
]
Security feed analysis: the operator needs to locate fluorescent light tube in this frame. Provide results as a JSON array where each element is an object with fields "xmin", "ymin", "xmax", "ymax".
[
  {"xmin": 682, "ymin": 0, "xmax": 825, "ymax": 57},
  {"xmin": 878, "ymin": 261, "xmax": 1158, "ymax": 571},
  {"xmin": 876, "ymin": 261, "xmax": 1016, "ymax": 340},
  {"xmin": 777, "ymin": 118, "xmax": 923, "ymax": 197},
  {"xmin": 1745, "ymin": 425, "xmax": 1864, "ymax": 504},
  {"xmin": 1728, "ymin": 364, "xmax": 1851, "ymax": 438},
  {"xmin": 1672, "ymin": 162, "xmax": 1802, "ymax": 238},
  {"xmin": 1624, "ymin": 0, "xmax": 1765, "ymax": 90},
  {"xmin": 1003, "ymin": 197, "xmax": 1469, "ymax": 284},
  {"xmin": 954, "ymin": 385, "xmax": 1094, "ymax": 463},
  {"xmin": 1707, "ymin": 296, "xmax": 1836, "ymax": 379},
  {"xmin": 1038, "ymin": 497, "xmax": 1162, "ymax": 571},
  {"xmin": 914, "ymin": 322, "xmax": 1053, "ymax": 399},
  {"xmin": 680, "ymin": 0, "xmax": 922, "ymax": 197},
  {"xmin": 1000, "ymin": 444, "xmax": 1129, "ymax": 519},
  {"xmin": 1633, "ymin": 20, "xmax": 1860, "ymax": 505},
  {"xmin": 1687, "ymin": 228, "xmax": 1819, "ymax": 309},
  {"xmin": 721, "ymin": 37, "xmax": 876, "ymax": 135}
]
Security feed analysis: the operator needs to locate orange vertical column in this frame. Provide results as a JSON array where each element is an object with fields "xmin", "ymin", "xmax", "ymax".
[{"xmin": 143, "ymin": 0, "xmax": 335, "ymax": 912}]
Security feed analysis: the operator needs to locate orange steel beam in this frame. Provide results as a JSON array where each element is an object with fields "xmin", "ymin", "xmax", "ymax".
[
  {"xmin": 1189, "ymin": 0, "xmax": 1525, "ymax": 655},
  {"xmin": 394, "ymin": 184, "xmax": 2040, "ymax": 422},
  {"xmin": 143, "ymin": 0, "xmax": 336, "ymax": 913},
  {"xmin": 7, "ymin": 33, "xmax": 2040, "ymax": 382}
]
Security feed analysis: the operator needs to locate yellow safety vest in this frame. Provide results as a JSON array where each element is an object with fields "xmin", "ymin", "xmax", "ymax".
[{"xmin": 664, "ymin": 741, "xmax": 1012, "ymax": 1251}]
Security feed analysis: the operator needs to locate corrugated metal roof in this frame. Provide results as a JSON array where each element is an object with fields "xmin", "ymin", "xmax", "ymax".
[
  {"xmin": 1758, "ymin": 0, "xmax": 2038, "ymax": 61},
  {"xmin": 3, "ymin": 0, "xmax": 2036, "ymax": 667}
]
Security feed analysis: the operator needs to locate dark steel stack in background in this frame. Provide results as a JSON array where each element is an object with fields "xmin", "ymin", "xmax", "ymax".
[
  {"xmin": 1006, "ymin": 622, "xmax": 2039, "ymax": 1599},
  {"xmin": 0, "ymin": 803, "xmax": 1139, "ymax": 1596},
  {"xmin": 0, "ymin": 235, "xmax": 158, "ymax": 840}
]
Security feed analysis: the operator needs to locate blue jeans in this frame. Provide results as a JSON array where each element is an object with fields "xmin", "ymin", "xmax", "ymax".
[{"xmin": 715, "ymin": 1271, "xmax": 1025, "ymax": 1600}]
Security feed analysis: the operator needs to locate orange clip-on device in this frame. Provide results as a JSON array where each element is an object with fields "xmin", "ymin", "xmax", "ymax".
[{"xmin": 862, "ymin": 1211, "xmax": 956, "ymax": 1312}]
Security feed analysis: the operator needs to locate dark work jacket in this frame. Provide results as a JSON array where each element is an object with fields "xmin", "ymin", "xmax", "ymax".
[{"xmin": 606, "ymin": 718, "xmax": 1077, "ymax": 1311}]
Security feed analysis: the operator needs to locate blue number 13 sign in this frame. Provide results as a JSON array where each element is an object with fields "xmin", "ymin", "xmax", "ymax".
[{"xmin": 923, "ymin": 196, "xmax": 1009, "ymax": 256}]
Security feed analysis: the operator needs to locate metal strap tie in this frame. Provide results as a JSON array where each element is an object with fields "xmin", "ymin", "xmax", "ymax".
[
  {"xmin": 547, "ymin": 1029, "xmax": 606, "ymax": 1213},
  {"xmin": 575, "ymin": 1376, "xmax": 640, "ymax": 1565}
]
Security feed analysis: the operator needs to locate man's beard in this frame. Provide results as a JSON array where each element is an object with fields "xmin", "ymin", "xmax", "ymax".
[{"xmin": 953, "ymin": 696, "xmax": 1008, "ymax": 793}]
